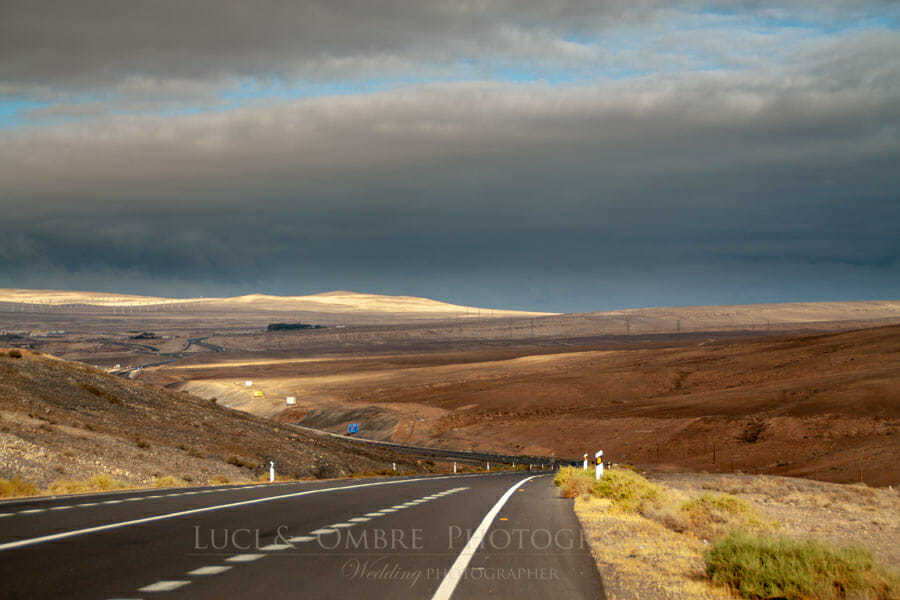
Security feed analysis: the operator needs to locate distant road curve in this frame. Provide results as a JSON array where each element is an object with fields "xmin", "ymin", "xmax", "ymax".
[{"xmin": 288, "ymin": 423, "xmax": 572, "ymax": 468}]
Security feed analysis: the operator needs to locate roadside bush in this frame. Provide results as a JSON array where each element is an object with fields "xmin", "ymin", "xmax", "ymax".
[
  {"xmin": 593, "ymin": 468, "xmax": 664, "ymax": 512},
  {"xmin": 7, "ymin": 349, "xmax": 22, "ymax": 359},
  {"xmin": 151, "ymin": 475, "xmax": 185, "ymax": 488},
  {"xmin": 227, "ymin": 455, "xmax": 258, "ymax": 469},
  {"xmin": 47, "ymin": 474, "xmax": 129, "ymax": 494},
  {"xmin": 706, "ymin": 532, "xmax": 897, "ymax": 600},
  {"xmin": 679, "ymin": 493, "xmax": 774, "ymax": 541},
  {"xmin": 554, "ymin": 466, "xmax": 596, "ymax": 498},
  {"xmin": 0, "ymin": 475, "xmax": 39, "ymax": 498}
]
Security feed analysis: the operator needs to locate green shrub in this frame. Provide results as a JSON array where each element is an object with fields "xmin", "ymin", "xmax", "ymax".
[
  {"xmin": 706, "ymin": 532, "xmax": 897, "ymax": 600},
  {"xmin": 593, "ymin": 468, "xmax": 663, "ymax": 512},
  {"xmin": 0, "ymin": 475, "xmax": 39, "ymax": 498}
]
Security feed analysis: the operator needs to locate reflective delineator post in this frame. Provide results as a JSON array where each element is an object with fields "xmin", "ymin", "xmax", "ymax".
[
  {"xmin": 453, "ymin": 462, "xmax": 457, "ymax": 474},
  {"xmin": 269, "ymin": 461, "xmax": 275, "ymax": 483},
  {"xmin": 595, "ymin": 450, "xmax": 604, "ymax": 480},
  {"xmin": 583, "ymin": 453, "xmax": 589, "ymax": 470}
]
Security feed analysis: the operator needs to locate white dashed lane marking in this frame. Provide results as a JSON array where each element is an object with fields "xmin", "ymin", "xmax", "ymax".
[
  {"xmin": 138, "ymin": 580, "xmax": 191, "ymax": 592},
  {"xmin": 187, "ymin": 565, "xmax": 232, "ymax": 576},
  {"xmin": 259, "ymin": 543, "xmax": 293, "ymax": 551},
  {"xmin": 3, "ymin": 483, "xmax": 321, "ymax": 520},
  {"xmin": 226, "ymin": 554, "xmax": 265, "ymax": 563},
  {"xmin": 112, "ymin": 484, "xmax": 472, "ymax": 598}
]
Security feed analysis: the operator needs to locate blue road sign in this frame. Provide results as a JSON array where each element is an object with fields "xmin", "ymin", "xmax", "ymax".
[{"xmin": 348, "ymin": 423, "xmax": 360, "ymax": 434}]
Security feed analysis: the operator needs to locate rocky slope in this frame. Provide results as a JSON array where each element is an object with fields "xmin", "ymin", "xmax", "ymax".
[{"xmin": 0, "ymin": 348, "xmax": 425, "ymax": 489}]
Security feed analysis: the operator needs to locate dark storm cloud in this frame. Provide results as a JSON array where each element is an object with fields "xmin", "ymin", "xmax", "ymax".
[
  {"xmin": 1, "ymin": 1, "xmax": 898, "ymax": 310},
  {"xmin": 2, "ymin": 1, "xmax": 893, "ymax": 93},
  {"xmin": 0, "ymin": 0, "xmax": 658, "ymax": 91}
]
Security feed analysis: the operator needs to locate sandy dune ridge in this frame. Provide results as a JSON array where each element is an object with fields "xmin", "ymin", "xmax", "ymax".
[{"xmin": 0, "ymin": 288, "xmax": 552, "ymax": 317}]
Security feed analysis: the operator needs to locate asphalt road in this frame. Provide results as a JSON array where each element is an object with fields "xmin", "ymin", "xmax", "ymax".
[{"xmin": 0, "ymin": 472, "xmax": 605, "ymax": 599}]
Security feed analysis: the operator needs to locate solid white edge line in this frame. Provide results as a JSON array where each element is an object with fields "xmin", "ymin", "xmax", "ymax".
[
  {"xmin": 0, "ymin": 475, "xmax": 470, "ymax": 552},
  {"xmin": 430, "ymin": 475, "xmax": 538, "ymax": 600}
]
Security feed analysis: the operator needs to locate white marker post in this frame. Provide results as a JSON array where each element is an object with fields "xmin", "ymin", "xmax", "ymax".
[
  {"xmin": 392, "ymin": 462, "xmax": 397, "ymax": 472},
  {"xmin": 269, "ymin": 461, "xmax": 275, "ymax": 483},
  {"xmin": 583, "ymin": 453, "xmax": 589, "ymax": 470},
  {"xmin": 285, "ymin": 396, "xmax": 296, "ymax": 406},
  {"xmin": 486, "ymin": 462, "xmax": 490, "ymax": 472},
  {"xmin": 595, "ymin": 450, "xmax": 604, "ymax": 480},
  {"xmin": 453, "ymin": 462, "xmax": 457, "ymax": 474},
  {"xmin": 245, "ymin": 380, "xmax": 253, "ymax": 387}
]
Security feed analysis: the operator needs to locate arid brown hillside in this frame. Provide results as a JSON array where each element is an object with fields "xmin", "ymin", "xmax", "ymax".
[
  {"xmin": 0, "ymin": 348, "xmax": 429, "ymax": 488},
  {"xmin": 170, "ymin": 326, "xmax": 899, "ymax": 486}
]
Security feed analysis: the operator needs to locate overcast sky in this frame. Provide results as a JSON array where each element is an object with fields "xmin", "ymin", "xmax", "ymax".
[{"xmin": 1, "ymin": 1, "xmax": 898, "ymax": 312}]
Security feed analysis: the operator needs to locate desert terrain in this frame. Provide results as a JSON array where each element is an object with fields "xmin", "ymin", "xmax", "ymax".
[{"xmin": 2, "ymin": 289, "xmax": 898, "ymax": 487}]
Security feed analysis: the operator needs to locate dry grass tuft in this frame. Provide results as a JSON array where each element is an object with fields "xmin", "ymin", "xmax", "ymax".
[
  {"xmin": 47, "ymin": 474, "xmax": 130, "ymax": 495},
  {"xmin": 574, "ymin": 495, "xmax": 734, "ymax": 600},
  {"xmin": 676, "ymin": 492, "xmax": 776, "ymax": 541},
  {"xmin": 151, "ymin": 475, "xmax": 186, "ymax": 488},
  {"xmin": 0, "ymin": 475, "xmax": 40, "ymax": 498},
  {"xmin": 554, "ymin": 466, "xmax": 596, "ymax": 498},
  {"xmin": 558, "ymin": 468, "xmax": 897, "ymax": 599}
]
